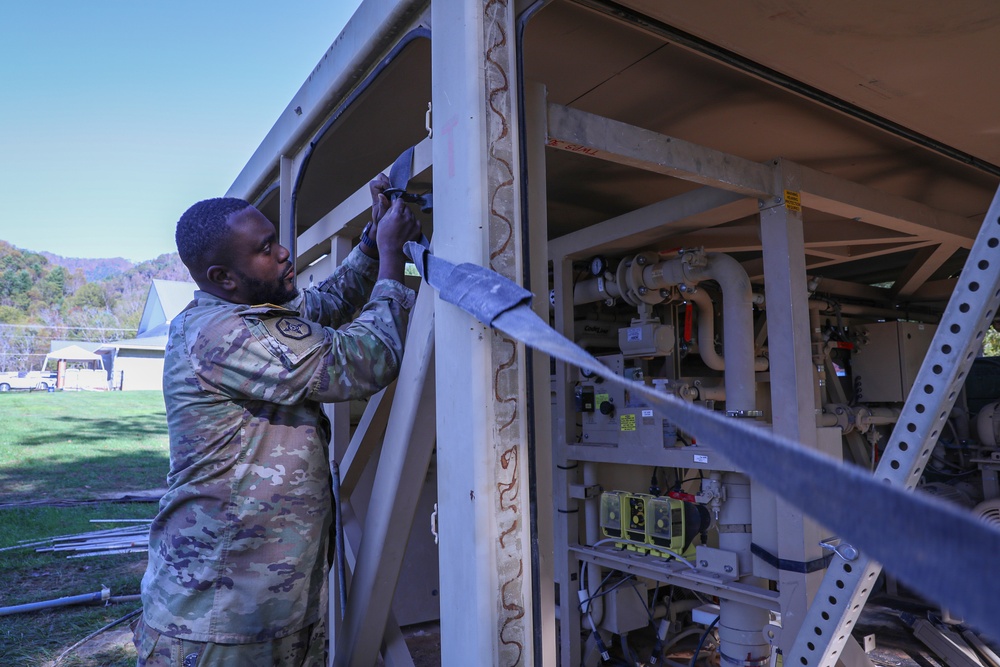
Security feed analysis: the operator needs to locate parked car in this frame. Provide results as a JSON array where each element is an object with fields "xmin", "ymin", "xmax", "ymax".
[{"xmin": 0, "ymin": 371, "xmax": 57, "ymax": 392}]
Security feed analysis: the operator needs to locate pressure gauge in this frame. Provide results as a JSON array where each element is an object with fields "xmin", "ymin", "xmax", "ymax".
[{"xmin": 589, "ymin": 255, "xmax": 608, "ymax": 277}]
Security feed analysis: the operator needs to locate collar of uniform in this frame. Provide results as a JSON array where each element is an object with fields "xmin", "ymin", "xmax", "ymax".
[{"xmin": 190, "ymin": 290, "xmax": 301, "ymax": 317}]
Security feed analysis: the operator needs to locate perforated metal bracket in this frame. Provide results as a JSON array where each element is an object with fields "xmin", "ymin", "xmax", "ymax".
[{"xmin": 788, "ymin": 184, "xmax": 1000, "ymax": 667}]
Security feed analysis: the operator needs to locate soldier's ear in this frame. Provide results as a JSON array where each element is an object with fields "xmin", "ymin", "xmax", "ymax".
[{"xmin": 206, "ymin": 265, "xmax": 238, "ymax": 293}]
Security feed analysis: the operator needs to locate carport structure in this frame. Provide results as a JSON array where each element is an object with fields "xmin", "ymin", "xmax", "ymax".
[{"xmin": 225, "ymin": 1, "xmax": 1000, "ymax": 665}]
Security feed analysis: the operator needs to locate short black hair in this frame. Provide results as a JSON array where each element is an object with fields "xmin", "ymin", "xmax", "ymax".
[{"xmin": 175, "ymin": 197, "xmax": 251, "ymax": 273}]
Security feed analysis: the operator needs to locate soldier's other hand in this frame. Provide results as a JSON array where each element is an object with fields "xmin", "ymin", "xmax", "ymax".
[
  {"xmin": 368, "ymin": 173, "xmax": 391, "ymax": 238},
  {"xmin": 376, "ymin": 198, "xmax": 421, "ymax": 263}
]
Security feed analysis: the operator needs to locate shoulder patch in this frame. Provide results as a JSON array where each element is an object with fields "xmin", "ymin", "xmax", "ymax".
[
  {"xmin": 273, "ymin": 317, "xmax": 311, "ymax": 340},
  {"xmin": 249, "ymin": 314, "xmax": 326, "ymax": 366}
]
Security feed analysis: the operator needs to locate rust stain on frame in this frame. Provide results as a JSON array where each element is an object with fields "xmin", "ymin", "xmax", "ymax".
[{"xmin": 484, "ymin": 0, "xmax": 527, "ymax": 664}]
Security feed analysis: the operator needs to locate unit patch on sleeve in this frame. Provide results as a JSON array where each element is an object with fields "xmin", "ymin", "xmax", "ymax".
[{"xmin": 275, "ymin": 317, "xmax": 312, "ymax": 340}]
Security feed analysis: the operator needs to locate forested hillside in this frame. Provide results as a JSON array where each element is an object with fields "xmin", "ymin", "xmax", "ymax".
[{"xmin": 0, "ymin": 240, "xmax": 189, "ymax": 372}]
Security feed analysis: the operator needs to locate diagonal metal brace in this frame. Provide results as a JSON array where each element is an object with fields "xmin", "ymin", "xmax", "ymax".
[{"xmin": 788, "ymin": 184, "xmax": 1000, "ymax": 664}]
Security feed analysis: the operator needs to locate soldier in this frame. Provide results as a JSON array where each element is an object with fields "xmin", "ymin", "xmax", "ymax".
[{"xmin": 133, "ymin": 175, "xmax": 420, "ymax": 666}]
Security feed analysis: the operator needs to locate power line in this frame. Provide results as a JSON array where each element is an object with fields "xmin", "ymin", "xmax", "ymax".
[{"xmin": 0, "ymin": 324, "xmax": 136, "ymax": 332}]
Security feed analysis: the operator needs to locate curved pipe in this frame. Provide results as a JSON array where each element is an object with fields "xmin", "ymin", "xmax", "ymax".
[
  {"xmin": 685, "ymin": 289, "xmax": 768, "ymax": 373},
  {"xmin": 646, "ymin": 253, "xmax": 758, "ymax": 413},
  {"xmin": 574, "ymin": 252, "xmax": 759, "ymax": 412}
]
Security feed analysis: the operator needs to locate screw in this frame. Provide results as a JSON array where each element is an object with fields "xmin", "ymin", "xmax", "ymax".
[
  {"xmin": 637, "ymin": 255, "xmax": 648, "ymax": 266},
  {"xmin": 724, "ymin": 565, "xmax": 733, "ymax": 573},
  {"xmin": 638, "ymin": 287, "xmax": 648, "ymax": 296},
  {"xmin": 660, "ymin": 289, "xmax": 669, "ymax": 298},
  {"xmin": 699, "ymin": 560, "xmax": 708, "ymax": 567}
]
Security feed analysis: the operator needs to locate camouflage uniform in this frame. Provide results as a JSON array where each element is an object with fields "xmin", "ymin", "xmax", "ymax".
[{"xmin": 138, "ymin": 248, "xmax": 413, "ymax": 663}]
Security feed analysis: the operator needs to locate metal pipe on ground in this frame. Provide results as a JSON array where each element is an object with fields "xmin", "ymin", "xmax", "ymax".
[{"xmin": 0, "ymin": 588, "xmax": 110, "ymax": 617}]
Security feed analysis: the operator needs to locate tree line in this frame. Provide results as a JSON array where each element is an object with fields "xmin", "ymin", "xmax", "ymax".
[{"xmin": 0, "ymin": 240, "xmax": 189, "ymax": 372}]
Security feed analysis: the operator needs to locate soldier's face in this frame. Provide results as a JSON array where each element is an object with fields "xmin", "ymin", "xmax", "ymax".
[{"xmin": 224, "ymin": 207, "xmax": 299, "ymax": 305}]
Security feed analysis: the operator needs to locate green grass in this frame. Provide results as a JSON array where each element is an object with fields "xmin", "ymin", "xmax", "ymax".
[
  {"xmin": 0, "ymin": 391, "xmax": 169, "ymax": 504},
  {"xmin": 0, "ymin": 391, "xmax": 169, "ymax": 666}
]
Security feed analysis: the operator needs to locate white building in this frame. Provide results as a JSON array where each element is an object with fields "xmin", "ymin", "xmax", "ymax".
[{"xmin": 97, "ymin": 279, "xmax": 195, "ymax": 391}]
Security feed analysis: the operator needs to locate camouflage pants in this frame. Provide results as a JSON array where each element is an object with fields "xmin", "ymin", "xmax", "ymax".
[{"xmin": 132, "ymin": 615, "xmax": 326, "ymax": 667}]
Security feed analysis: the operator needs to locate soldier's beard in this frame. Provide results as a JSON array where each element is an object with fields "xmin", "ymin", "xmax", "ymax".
[{"xmin": 236, "ymin": 270, "xmax": 300, "ymax": 305}]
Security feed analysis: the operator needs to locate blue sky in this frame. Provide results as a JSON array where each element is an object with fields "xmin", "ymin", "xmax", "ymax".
[{"xmin": 0, "ymin": 1, "xmax": 362, "ymax": 262}]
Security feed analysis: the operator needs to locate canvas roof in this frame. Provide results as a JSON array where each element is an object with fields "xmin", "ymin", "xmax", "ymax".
[{"xmin": 44, "ymin": 344, "xmax": 105, "ymax": 368}]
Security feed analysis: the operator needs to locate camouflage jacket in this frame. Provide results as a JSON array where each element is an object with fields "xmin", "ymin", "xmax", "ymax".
[{"xmin": 141, "ymin": 248, "xmax": 414, "ymax": 643}]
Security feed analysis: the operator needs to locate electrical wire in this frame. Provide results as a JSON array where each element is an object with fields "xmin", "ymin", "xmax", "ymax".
[{"xmin": 688, "ymin": 616, "xmax": 719, "ymax": 667}]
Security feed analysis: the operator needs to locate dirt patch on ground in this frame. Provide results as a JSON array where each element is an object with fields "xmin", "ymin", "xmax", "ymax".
[{"xmin": 38, "ymin": 624, "xmax": 138, "ymax": 667}]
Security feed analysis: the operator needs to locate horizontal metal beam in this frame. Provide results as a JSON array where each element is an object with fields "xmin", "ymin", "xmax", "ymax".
[
  {"xmin": 547, "ymin": 103, "xmax": 774, "ymax": 198},
  {"xmin": 741, "ymin": 240, "xmax": 935, "ymax": 279},
  {"xmin": 794, "ymin": 163, "xmax": 980, "ymax": 249},
  {"xmin": 570, "ymin": 546, "xmax": 780, "ymax": 611},
  {"xmin": 808, "ymin": 277, "xmax": 893, "ymax": 302},
  {"xmin": 803, "ymin": 220, "xmax": 915, "ymax": 247},
  {"xmin": 549, "ymin": 185, "xmax": 757, "ymax": 260}
]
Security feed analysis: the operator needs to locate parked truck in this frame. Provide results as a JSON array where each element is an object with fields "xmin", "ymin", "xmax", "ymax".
[{"xmin": 0, "ymin": 371, "xmax": 56, "ymax": 392}]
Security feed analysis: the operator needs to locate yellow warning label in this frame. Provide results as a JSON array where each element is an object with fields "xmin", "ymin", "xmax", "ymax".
[
  {"xmin": 784, "ymin": 189, "xmax": 801, "ymax": 212},
  {"xmin": 620, "ymin": 413, "xmax": 636, "ymax": 432}
]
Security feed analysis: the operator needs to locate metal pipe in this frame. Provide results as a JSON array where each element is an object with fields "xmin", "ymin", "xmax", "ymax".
[
  {"xmin": 573, "ymin": 274, "xmax": 621, "ymax": 304},
  {"xmin": 716, "ymin": 474, "xmax": 771, "ymax": 666},
  {"xmin": 686, "ymin": 289, "xmax": 768, "ymax": 373},
  {"xmin": 582, "ymin": 462, "xmax": 604, "ymax": 624},
  {"xmin": 0, "ymin": 588, "xmax": 110, "ymax": 617}
]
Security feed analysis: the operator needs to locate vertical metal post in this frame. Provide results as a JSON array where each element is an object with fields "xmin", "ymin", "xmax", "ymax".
[
  {"xmin": 326, "ymin": 235, "xmax": 355, "ymax": 461},
  {"xmin": 551, "ymin": 254, "xmax": 582, "ymax": 667},
  {"xmin": 432, "ymin": 0, "xmax": 538, "ymax": 663},
  {"xmin": 759, "ymin": 161, "xmax": 827, "ymax": 651},
  {"xmin": 524, "ymin": 80, "xmax": 557, "ymax": 665},
  {"xmin": 325, "ymin": 235, "xmax": 354, "ymax": 665}
]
